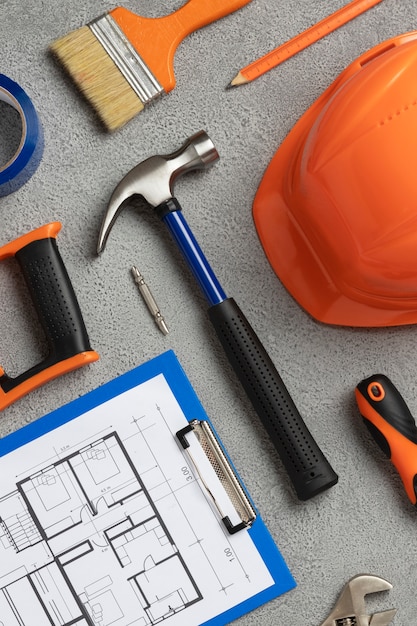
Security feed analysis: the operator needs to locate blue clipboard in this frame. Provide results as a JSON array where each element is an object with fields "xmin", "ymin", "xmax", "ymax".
[{"xmin": 0, "ymin": 350, "xmax": 296, "ymax": 625}]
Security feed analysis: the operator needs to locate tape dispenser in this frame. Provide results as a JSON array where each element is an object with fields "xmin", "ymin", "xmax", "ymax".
[{"xmin": 0, "ymin": 222, "xmax": 99, "ymax": 410}]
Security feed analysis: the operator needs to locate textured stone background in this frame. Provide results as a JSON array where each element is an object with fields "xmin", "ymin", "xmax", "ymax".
[{"xmin": 0, "ymin": 1, "xmax": 416, "ymax": 623}]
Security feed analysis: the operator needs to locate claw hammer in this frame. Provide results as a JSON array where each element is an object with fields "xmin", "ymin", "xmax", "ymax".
[{"xmin": 97, "ymin": 130, "xmax": 338, "ymax": 500}]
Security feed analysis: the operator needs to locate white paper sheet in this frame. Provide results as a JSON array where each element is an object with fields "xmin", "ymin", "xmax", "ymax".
[{"xmin": 0, "ymin": 372, "xmax": 275, "ymax": 626}]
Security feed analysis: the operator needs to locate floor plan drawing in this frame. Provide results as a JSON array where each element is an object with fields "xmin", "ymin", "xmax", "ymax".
[
  {"xmin": 0, "ymin": 432, "xmax": 201, "ymax": 625},
  {"xmin": 0, "ymin": 359, "xmax": 284, "ymax": 626}
]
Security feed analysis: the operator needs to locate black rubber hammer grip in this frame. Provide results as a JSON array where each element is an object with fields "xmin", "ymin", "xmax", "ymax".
[
  {"xmin": 0, "ymin": 222, "xmax": 98, "ymax": 409},
  {"xmin": 209, "ymin": 297, "xmax": 338, "ymax": 500}
]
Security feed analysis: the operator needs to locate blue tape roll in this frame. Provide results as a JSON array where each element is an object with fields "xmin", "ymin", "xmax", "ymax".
[{"xmin": 0, "ymin": 74, "xmax": 43, "ymax": 197}]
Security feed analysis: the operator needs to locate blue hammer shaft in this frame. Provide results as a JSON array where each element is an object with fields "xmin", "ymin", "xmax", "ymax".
[{"xmin": 162, "ymin": 208, "xmax": 226, "ymax": 306}]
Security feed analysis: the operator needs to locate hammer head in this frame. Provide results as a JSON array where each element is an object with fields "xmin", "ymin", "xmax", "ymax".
[{"xmin": 97, "ymin": 130, "xmax": 219, "ymax": 254}]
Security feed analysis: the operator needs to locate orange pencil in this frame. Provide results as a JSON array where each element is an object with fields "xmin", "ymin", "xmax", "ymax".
[{"xmin": 229, "ymin": 0, "xmax": 384, "ymax": 87}]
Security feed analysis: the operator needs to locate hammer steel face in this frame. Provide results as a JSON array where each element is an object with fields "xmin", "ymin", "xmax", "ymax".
[{"xmin": 96, "ymin": 130, "xmax": 338, "ymax": 501}]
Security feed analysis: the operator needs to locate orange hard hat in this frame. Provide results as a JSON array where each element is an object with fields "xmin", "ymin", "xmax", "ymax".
[{"xmin": 253, "ymin": 31, "xmax": 417, "ymax": 327}]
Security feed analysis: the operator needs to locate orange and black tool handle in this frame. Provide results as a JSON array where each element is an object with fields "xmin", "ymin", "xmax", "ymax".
[
  {"xmin": 355, "ymin": 374, "xmax": 417, "ymax": 505},
  {"xmin": 0, "ymin": 222, "xmax": 98, "ymax": 410}
]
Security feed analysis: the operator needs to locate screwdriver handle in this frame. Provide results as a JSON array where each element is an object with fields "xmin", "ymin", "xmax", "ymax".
[
  {"xmin": 355, "ymin": 374, "xmax": 417, "ymax": 505},
  {"xmin": 209, "ymin": 297, "xmax": 338, "ymax": 500}
]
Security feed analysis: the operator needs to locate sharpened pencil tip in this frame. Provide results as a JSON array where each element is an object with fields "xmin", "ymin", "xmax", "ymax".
[{"xmin": 227, "ymin": 72, "xmax": 248, "ymax": 88}]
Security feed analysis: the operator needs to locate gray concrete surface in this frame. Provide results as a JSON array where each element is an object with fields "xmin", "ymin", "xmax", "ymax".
[{"xmin": 0, "ymin": 0, "xmax": 416, "ymax": 623}]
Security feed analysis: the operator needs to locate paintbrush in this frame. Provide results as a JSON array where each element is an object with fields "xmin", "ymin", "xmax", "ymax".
[{"xmin": 50, "ymin": 0, "xmax": 252, "ymax": 131}]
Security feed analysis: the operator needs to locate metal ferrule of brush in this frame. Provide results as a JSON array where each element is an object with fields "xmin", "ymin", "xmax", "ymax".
[{"xmin": 89, "ymin": 14, "xmax": 164, "ymax": 104}]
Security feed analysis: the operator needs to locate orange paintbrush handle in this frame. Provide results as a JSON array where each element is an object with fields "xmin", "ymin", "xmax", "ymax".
[
  {"xmin": 355, "ymin": 374, "xmax": 417, "ymax": 506},
  {"xmin": 111, "ymin": 0, "xmax": 252, "ymax": 92}
]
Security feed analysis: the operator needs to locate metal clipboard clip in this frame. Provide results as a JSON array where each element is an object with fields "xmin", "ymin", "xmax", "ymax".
[{"xmin": 176, "ymin": 419, "xmax": 256, "ymax": 534}]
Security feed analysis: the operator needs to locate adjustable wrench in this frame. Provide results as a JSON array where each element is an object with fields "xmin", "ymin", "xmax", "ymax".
[{"xmin": 320, "ymin": 574, "xmax": 397, "ymax": 626}]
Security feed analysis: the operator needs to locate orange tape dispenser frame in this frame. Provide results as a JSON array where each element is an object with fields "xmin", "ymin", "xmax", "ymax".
[{"xmin": 0, "ymin": 222, "xmax": 99, "ymax": 410}]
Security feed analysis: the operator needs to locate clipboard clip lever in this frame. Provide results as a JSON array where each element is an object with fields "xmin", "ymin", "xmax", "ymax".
[{"xmin": 177, "ymin": 419, "xmax": 256, "ymax": 534}]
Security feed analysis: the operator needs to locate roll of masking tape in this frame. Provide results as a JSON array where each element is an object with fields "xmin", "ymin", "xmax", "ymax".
[{"xmin": 0, "ymin": 74, "xmax": 43, "ymax": 197}]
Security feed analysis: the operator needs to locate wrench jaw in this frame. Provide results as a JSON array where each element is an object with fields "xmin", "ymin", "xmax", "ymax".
[
  {"xmin": 320, "ymin": 575, "xmax": 396, "ymax": 626},
  {"xmin": 369, "ymin": 608, "xmax": 398, "ymax": 626}
]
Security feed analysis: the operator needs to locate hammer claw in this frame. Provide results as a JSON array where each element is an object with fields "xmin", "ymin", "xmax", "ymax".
[{"xmin": 97, "ymin": 131, "xmax": 219, "ymax": 254}]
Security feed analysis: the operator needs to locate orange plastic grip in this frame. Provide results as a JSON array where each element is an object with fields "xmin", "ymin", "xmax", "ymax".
[
  {"xmin": 0, "ymin": 222, "xmax": 61, "ymax": 260},
  {"xmin": 0, "ymin": 222, "xmax": 98, "ymax": 410},
  {"xmin": 111, "ymin": 0, "xmax": 252, "ymax": 92},
  {"xmin": 355, "ymin": 375, "xmax": 417, "ymax": 505}
]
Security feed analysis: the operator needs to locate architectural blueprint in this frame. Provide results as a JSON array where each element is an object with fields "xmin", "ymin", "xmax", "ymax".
[{"xmin": 0, "ymin": 353, "xmax": 294, "ymax": 626}]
